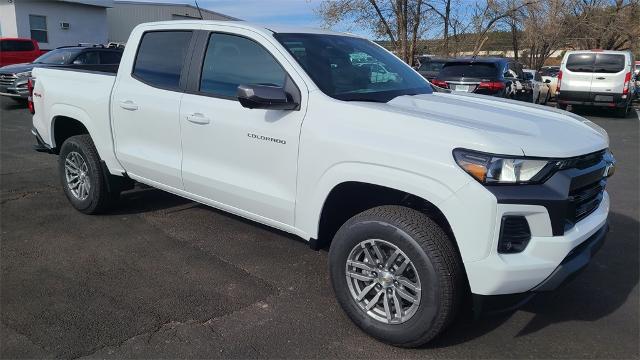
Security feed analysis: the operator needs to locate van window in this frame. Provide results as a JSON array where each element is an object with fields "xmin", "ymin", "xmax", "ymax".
[
  {"xmin": 132, "ymin": 31, "xmax": 193, "ymax": 89},
  {"xmin": 594, "ymin": 54, "xmax": 625, "ymax": 73},
  {"xmin": 200, "ymin": 33, "xmax": 286, "ymax": 98},
  {"xmin": 0, "ymin": 40, "xmax": 35, "ymax": 52},
  {"xmin": 566, "ymin": 54, "xmax": 595, "ymax": 72}
]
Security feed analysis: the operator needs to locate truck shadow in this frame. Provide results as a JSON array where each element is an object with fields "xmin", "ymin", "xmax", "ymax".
[
  {"xmin": 428, "ymin": 211, "xmax": 638, "ymax": 348},
  {"xmin": 113, "ymin": 188, "xmax": 637, "ymax": 347}
]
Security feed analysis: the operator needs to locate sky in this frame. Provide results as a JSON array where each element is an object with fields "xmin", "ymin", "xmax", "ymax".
[{"xmin": 139, "ymin": 0, "xmax": 328, "ymax": 29}]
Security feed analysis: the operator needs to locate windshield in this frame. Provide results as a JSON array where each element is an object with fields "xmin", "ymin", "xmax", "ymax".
[
  {"xmin": 439, "ymin": 62, "xmax": 498, "ymax": 78},
  {"xmin": 419, "ymin": 61, "xmax": 446, "ymax": 72},
  {"xmin": 33, "ymin": 48, "xmax": 82, "ymax": 65},
  {"xmin": 274, "ymin": 33, "xmax": 432, "ymax": 102}
]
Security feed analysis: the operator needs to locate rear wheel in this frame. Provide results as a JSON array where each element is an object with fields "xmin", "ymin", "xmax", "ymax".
[
  {"xmin": 329, "ymin": 205, "xmax": 463, "ymax": 347},
  {"xmin": 615, "ymin": 101, "xmax": 630, "ymax": 118},
  {"xmin": 59, "ymin": 135, "xmax": 119, "ymax": 214}
]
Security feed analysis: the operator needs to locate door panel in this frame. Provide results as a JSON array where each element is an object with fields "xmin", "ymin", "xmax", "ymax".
[
  {"xmin": 179, "ymin": 30, "xmax": 306, "ymax": 225},
  {"xmin": 111, "ymin": 30, "xmax": 193, "ymax": 189},
  {"xmin": 563, "ymin": 53, "xmax": 595, "ymax": 94},
  {"xmin": 590, "ymin": 53, "xmax": 628, "ymax": 94}
]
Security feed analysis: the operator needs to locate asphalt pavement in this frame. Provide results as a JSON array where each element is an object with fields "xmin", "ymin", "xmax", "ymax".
[{"xmin": 1, "ymin": 97, "xmax": 638, "ymax": 359}]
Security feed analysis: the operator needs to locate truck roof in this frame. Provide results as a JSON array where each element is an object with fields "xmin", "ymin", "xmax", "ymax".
[{"xmin": 135, "ymin": 20, "xmax": 360, "ymax": 38}]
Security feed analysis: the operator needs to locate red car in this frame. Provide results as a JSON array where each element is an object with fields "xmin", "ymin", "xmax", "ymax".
[{"xmin": 0, "ymin": 38, "xmax": 45, "ymax": 67}]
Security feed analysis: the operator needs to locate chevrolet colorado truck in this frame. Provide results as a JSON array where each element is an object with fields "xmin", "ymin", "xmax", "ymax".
[{"xmin": 30, "ymin": 21, "xmax": 614, "ymax": 347}]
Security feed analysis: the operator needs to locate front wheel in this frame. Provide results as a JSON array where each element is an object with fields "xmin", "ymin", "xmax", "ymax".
[
  {"xmin": 329, "ymin": 206, "xmax": 463, "ymax": 347},
  {"xmin": 59, "ymin": 134, "xmax": 118, "ymax": 214}
]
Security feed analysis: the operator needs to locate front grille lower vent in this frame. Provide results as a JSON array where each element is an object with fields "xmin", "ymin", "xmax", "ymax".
[{"xmin": 498, "ymin": 216, "xmax": 531, "ymax": 254}]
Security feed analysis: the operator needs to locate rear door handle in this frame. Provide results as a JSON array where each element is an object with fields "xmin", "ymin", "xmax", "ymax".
[
  {"xmin": 119, "ymin": 100, "xmax": 139, "ymax": 111},
  {"xmin": 186, "ymin": 113, "xmax": 210, "ymax": 125},
  {"xmin": 596, "ymin": 77, "xmax": 606, "ymax": 80}
]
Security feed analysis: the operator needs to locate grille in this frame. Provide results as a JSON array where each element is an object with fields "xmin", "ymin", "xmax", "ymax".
[
  {"xmin": 0, "ymin": 74, "xmax": 17, "ymax": 87},
  {"xmin": 570, "ymin": 180, "xmax": 605, "ymax": 223}
]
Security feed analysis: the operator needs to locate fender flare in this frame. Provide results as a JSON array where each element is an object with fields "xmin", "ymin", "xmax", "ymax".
[{"xmin": 296, "ymin": 161, "xmax": 459, "ymax": 241}]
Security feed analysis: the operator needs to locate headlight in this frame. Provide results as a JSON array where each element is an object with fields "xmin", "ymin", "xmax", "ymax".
[
  {"xmin": 15, "ymin": 71, "xmax": 32, "ymax": 78},
  {"xmin": 453, "ymin": 149, "xmax": 554, "ymax": 184}
]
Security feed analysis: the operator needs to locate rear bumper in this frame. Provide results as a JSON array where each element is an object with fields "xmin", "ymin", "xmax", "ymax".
[{"xmin": 557, "ymin": 90, "xmax": 628, "ymax": 108}]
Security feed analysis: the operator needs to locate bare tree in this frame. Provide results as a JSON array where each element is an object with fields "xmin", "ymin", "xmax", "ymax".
[
  {"xmin": 317, "ymin": 0, "xmax": 428, "ymax": 65},
  {"xmin": 569, "ymin": 0, "xmax": 639, "ymax": 51}
]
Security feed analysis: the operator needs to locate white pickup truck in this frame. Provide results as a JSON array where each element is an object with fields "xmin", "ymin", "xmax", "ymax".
[{"xmin": 31, "ymin": 21, "xmax": 615, "ymax": 347}]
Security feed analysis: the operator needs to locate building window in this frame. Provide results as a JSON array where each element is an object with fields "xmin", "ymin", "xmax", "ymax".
[{"xmin": 29, "ymin": 15, "xmax": 48, "ymax": 43}]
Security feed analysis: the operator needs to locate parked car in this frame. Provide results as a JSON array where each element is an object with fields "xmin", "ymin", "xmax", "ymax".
[
  {"xmin": 0, "ymin": 38, "xmax": 45, "ymax": 67},
  {"xmin": 31, "ymin": 21, "xmax": 614, "ymax": 347},
  {"xmin": 523, "ymin": 69, "xmax": 551, "ymax": 104},
  {"xmin": 355, "ymin": 62, "xmax": 398, "ymax": 83},
  {"xmin": 416, "ymin": 57, "xmax": 448, "ymax": 81},
  {"xmin": 431, "ymin": 57, "xmax": 532, "ymax": 101},
  {"xmin": 0, "ymin": 45, "xmax": 122, "ymax": 101},
  {"xmin": 557, "ymin": 50, "xmax": 635, "ymax": 117},
  {"xmin": 540, "ymin": 66, "xmax": 560, "ymax": 99}
]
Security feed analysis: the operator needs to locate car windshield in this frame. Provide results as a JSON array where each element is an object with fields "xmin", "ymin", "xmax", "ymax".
[
  {"xmin": 33, "ymin": 48, "xmax": 82, "ymax": 65},
  {"xmin": 274, "ymin": 33, "xmax": 432, "ymax": 102},
  {"xmin": 439, "ymin": 62, "xmax": 499, "ymax": 78},
  {"xmin": 419, "ymin": 61, "xmax": 446, "ymax": 72}
]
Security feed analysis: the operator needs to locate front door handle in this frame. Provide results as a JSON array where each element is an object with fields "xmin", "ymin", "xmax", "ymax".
[
  {"xmin": 119, "ymin": 100, "xmax": 139, "ymax": 111},
  {"xmin": 186, "ymin": 113, "xmax": 210, "ymax": 125},
  {"xmin": 596, "ymin": 77, "xmax": 606, "ymax": 80}
]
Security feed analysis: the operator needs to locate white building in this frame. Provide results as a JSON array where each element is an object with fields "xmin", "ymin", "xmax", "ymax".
[
  {"xmin": 0, "ymin": 0, "xmax": 112, "ymax": 50},
  {"xmin": 107, "ymin": 1, "xmax": 238, "ymax": 43}
]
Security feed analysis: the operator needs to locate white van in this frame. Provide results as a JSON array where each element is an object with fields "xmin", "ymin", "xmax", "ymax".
[{"xmin": 557, "ymin": 50, "xmax": 635, "ymax": 117}]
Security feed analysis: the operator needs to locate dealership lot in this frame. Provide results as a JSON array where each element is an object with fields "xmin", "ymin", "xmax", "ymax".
[{"xmin": 1, "ymin": 98, "xmax": 638, "ymax": 358}]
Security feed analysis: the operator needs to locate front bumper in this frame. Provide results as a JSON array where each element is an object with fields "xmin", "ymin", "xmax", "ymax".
[{"xmin": 0, "ymin": 77, "xmax": 29, "ymax": 99}]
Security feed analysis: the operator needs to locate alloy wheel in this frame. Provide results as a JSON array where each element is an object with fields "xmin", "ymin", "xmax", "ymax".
[
  {"xmin": 64, "ymin": 151, "xmax": 91, "ymax": 201},
  {"xmin": 345, "ymin": 239, "xmax": 421, "ymax": 324}
]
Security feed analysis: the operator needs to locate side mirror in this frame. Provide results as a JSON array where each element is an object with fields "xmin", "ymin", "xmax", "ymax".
[
  {"xmin": 237, "ymin": 84, "xmax": 298, "ymax": 110},
  {"xmin": 72, "ymin": 59, "xmax": 83, "ymax": 65},
  {"xmin": 544, "ymin": 79, "xmax": 551, "ymax": 84}
]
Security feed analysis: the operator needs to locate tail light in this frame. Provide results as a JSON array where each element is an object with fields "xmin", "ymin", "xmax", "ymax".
[
  {"xmin": 431, "ymin": 79, "xmax": 449, "ymax": 89},
  {"xmin": 477, "ymin": 81, "xmax": 505, "ymax": 92},
  {"xmin": 556, "ymin": 70, "xmax": 562, "ymax": 93},
  {"xmin": 27, "ymin": 77, "xmax": 35, "ymax": 114},
  {"xmin": 622, "ymin": 72, "xmax": 631, "ymax": 96}
]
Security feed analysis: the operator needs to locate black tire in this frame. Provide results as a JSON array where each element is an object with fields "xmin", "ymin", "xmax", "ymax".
[
  {"xmin": 329, "ymin": 205, "xmax": 463, "ymax": 347},
  {"xmin": 615, "ymin": 101, "xmax": 630, "ymax": 118},
  {"xmin": 58, "ymin": 134, "xmax": 118, "ymax": 214},
  {"xmin": 557, "ymin": 103, "xmax": 568, "ymax": 110}
]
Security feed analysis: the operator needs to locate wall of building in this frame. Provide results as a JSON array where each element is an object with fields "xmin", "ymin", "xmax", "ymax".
[
  {"xmin": 107, "ymin": 2, "xmax": 237, "ymax": 43},
  {"xmin": 0, "ymin": 2, "xmax": 18, "ymax": 37},
  {"xmin": 13, "ymin": 1, "xmax": 109, "ymax": 50}
]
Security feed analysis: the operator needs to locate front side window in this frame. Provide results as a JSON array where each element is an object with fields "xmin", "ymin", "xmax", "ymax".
[
  {"xmin": 29, "ymin": 15, "xmax": 48, "ymax": 43},
  {"xmin": 200, "ymin": 33, "xmax": 286, "ymax": 98},
  {"xmin": 132, "ymin": 31, "xmax": 192, "ymax": 89},
  {"xmin": 33, "ymin": 48, "xmax": 81, "ymax": 64},
  {"xmin": 73, "ymin": 51, "xmax": 100, "ymax": 65},
  {"xmin": 275, "ymin": 33, "xmax": 431, "ymax": 102}
]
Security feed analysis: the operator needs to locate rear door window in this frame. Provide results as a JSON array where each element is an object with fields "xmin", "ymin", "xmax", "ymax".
[
  {"xmin": 73, "ymin": 51, "xmax": 100, "ymax": 65},
  {"xmin": 132, "ymin": 31, "xmax": 193, "ymax": 90},
  {"xmin": 0, "ymin": 40, "xmax": 35, "ymax": 52},
  {"xmin": 594, "ymin": 54, "xmax": 625, "ymax": 73},
  {"xmin": 566, "ymin": 54, "xmax": 595, "ymax": 72},
  {"xmin": 439, "ymin": 62, "xmax": 498, "ymax": 78}
]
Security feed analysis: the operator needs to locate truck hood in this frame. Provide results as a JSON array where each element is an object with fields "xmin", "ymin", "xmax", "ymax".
[
  {"xmin": 0, "ymin": 62, "xmax": 44, "ymax": 74},
  {"xmin": 383, "ymin": 92, "xmax": 608, "ymax": 158}
]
